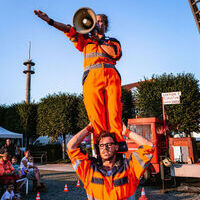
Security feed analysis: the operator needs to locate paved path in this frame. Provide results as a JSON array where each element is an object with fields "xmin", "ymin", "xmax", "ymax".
[
  {"xmin": 24, "ymin": 170, "xmax": 87, "ymax": 200},
  {"xmin": 38, "ymin": 163, "xmax": 74, "ymax": 172}
]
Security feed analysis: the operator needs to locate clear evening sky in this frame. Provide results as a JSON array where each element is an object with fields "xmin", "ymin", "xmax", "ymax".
[{"xmin": 0, "ymin": 0, "xmax": 200, "ymax": 105}]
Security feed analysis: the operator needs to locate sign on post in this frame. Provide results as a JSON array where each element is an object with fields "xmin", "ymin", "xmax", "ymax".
[
  {"xmin": 161, "ymin": 91, "xmax": 181, "ymax": 156},
  {"xmin": 162, "ymin": 91, "xmax": 181, "ymax": 105}
]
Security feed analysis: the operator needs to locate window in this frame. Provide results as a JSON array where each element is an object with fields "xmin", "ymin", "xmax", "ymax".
[{"xmin": 129, "ymin": 124, "xmax": 152, "ymax": 139}]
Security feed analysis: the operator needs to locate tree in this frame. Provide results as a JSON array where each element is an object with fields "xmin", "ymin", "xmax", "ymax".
[
  {"xmin": 3, "ymin": 102, "xmax": 37, "ymax": 147},
  {"xmin": 0, "ymin": 105, "xmax": 7, "ymax": 126},
  {"xmin": 121, "ymin": 87, "xmax": 135, "ymax": 125},
  {"xmin": 16, "ymin": 102, "xmax": 37, "ymax": 147},
  {"xmin": 135, "ymin": 73, "xmax": 200, "ymax": 134},
  {"xmin": 3, "ymin": 104, "xmax": 22, "ymax": 133},
  {"xmin": 77, "ymin": 95, "xmax": 89, "ymax": 130},
  {"xmin": 37, "ymin": 93, "xmax": 80, "ymax": 159}
]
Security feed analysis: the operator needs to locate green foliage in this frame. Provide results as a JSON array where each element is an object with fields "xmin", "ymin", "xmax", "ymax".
[
  {"xmin": 77, "ymin": 95, "xmax": 89, "ymax": 130},
  {"xmin": 16, "ymin": 102, "xmax": 37, "ymax": 137},
  {"xmin": 3, "ymin": 104, "xmax": 22, "ymax": 133},
  {"xmin": 0, "ymin": 102, "xmax": 37, "ymax": 147},
  {"xmin": 0, "ymin": 105, "xmax": 7, "ymax": 126},
  {"xmin": 135, "ymin": 73, "xmax": 200, "ymax": 134},
  {"xmin": 37, "ymin": 93, "xmax": 80, "ymax": 138},
  {"xmin": 121, "ymin": 87, "xmax": 135, "ymax": 125},
  {"xmin": 2, "ymin": 102, "xmax": 37, "ymax": 146}
]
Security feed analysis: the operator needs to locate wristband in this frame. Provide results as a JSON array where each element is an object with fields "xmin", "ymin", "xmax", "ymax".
[
  {"xmin": 86, "ymin": 125, "xmax": 94, "ymax": 133},
  {"xmin": 124, "ymin": 128, "xmax": 131, "ymax": 138},
  {"xmin": 48, "ymin": 18, "xmax": 54, "ymax": 26}
]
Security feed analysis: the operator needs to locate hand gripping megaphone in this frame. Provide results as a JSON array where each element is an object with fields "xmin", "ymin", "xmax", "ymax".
[{"xmin": 73, "ymin": 7, "xmax": 97, "ymax": 34}]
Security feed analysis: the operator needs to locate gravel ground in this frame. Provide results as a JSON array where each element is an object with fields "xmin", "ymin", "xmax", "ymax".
[{"xmin": 23, "ymin": 170, "xmax": 200, "ymax": 200}]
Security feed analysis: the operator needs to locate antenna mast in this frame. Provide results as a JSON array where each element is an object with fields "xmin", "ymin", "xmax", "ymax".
[{"xmin": 23, "ymin": 42, "xmax": 35, "ymax": 103}]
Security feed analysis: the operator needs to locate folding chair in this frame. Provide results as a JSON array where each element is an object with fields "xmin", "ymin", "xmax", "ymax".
[{"xmin": 16, "ymin": 177, "xmax": 29, "ymax": 195}]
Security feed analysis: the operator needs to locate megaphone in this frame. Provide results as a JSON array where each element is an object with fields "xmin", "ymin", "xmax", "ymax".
[{"xmin": 73, "ymin": 7, "xmax": 96, "ymax": 34}]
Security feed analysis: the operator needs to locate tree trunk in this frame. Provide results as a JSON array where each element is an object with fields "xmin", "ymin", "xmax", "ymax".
[
  {"xmin": 25, "ymin": 125, "xmax": 30, "ymax": 148},
  {"xmin": 62, "ymin": 133, "xmax": 66, "ymax": 160}
]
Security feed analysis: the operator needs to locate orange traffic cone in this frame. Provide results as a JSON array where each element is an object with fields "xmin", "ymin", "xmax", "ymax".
[
  {"xmin": 76, "ymin": 180, "xmax": 80, "ymax": 187},
  {"xmin": 139, "ymin": 187, "xmax": 148, "ymax": 200},
  {"xmin": 64, "ymin": 184, "xmax": 68, "ymax": 192},
  {"xmin": 36, "ymin": 192, "xmax": 40, "ymax": 200}
]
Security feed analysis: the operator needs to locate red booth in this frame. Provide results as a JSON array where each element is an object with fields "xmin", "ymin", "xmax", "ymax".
[{"xmin": 127, "ymin": 117, "xmax": 167, "ymax": 174}]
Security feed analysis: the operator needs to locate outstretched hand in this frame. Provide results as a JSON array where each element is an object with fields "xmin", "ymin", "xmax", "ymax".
[
  {"xmin": 86, "ymin": 123, "xmax": 94, "ymax": 133},
  {"xmin": 33, "ymin": 10, "xmax": 49, "ymax": 22}
]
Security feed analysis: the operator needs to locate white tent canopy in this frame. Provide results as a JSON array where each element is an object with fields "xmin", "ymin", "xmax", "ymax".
[{"xmin": 0, "ymin": 126, "xmax": 23, "ymax": 139}]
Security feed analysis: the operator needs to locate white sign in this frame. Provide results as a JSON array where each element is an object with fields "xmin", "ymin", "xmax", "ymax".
[{"xmin": 162, "ymin": 91, "xmax": 181, "ymax": 105}]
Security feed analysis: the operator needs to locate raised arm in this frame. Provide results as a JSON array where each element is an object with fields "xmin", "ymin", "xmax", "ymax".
[
  {"xmin": 33, "ymin": 10, "xmax": 71, "ymax": 33},
  {"xmin": 67, "ymin": 124, "xmax": 93, "ymax": 151},
  {"xmin": 122, "ymin": 124, "xmax": 153, "ymax": 147},
  {"xmin": 100, "ymin": 45, "xmax": 116, "ymax": 57},
  {"xmin": 100, "ymin": 38, "xmax": 122, "ymax": 60}
]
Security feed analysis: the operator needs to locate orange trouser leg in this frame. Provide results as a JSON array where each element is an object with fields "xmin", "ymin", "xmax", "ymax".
[
  {"xmin": 105, "ymin": 76, "xmax": 125, "ymax": 142},
  {"xmin": 104, "ymin": 68, "xmax": 125, "ymax": 143},
  {"xmin": 83, "ymin": 69, "xmax": 107, "ymax": 143},
  {"xmin": 83, "ymin": 68, "xmax": 126, "ymax": 149}
]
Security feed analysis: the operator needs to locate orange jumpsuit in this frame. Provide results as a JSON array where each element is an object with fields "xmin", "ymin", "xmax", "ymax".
[
  {"xmin": 67, "ymin": 145, "xmax": 154, "ymax": 199},
  {"xmin": 65, "ymin": 27, "xmax": 126, "ymax": 151}
]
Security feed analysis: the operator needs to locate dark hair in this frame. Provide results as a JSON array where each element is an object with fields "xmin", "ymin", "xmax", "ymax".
[
  {"xmin": 24, "ymin": 149, "xmax": 30, "ymax": 155},
  {"xmin": 6, "ymin": 183, "xmax": 14, "ymax": 189},
  {"xmin": 96, "ymin": 131, "xmax": 117, "ymax": 146},
  {"xmin": 94, "ymin": 131, "xmax": 124, "ymax": 166},
  {"xmin": 12, "ymin": 156, "xmax": 17, "ymax": 160},
  {"xmin": 97, "ymin": 14, "xmax": 109, "ymax": 32}
]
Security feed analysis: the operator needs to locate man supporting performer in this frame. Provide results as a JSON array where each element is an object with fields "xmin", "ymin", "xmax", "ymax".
[
  {"xmin": 67, "ymin": 124, "xmax": 154, "ymax": 200},
  {"xmin": 34, "ymin": 9, "xmax": 127, "ymax": 152}
]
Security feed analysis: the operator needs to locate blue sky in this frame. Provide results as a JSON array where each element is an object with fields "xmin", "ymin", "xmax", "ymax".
[{"xmin": 0, "ymin": 0, "xmax": 200, "ymax": 105}]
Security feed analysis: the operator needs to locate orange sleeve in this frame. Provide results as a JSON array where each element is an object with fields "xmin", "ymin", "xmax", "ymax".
[
  {"xmin": 64, "ymin": 27, "xmax": 86, "ymax": 52},
  {"xmin": 128, "ymin": 145, "xmax": 154, "ymax": 180},
  {"xmin": 105, "ymin": 39, "xmax": 122, "ymax": 60},
  {"xmin": 67, "ymin": 148, "xmax": 92, "ymax": 184}
]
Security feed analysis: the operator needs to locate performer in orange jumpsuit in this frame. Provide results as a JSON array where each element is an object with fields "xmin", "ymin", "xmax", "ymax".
[
  {"xmin": 67, "ymin": 124, "xmax": 154, "ymax": 199},
  {"xmin": 34, "ymin": 10, "xmax": 127, "ymax": 152}
]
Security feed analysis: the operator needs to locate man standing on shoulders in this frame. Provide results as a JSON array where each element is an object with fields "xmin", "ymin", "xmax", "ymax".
[{"xmin": 67, "ymin": 124, "xmax": 154, "ymax": 200}]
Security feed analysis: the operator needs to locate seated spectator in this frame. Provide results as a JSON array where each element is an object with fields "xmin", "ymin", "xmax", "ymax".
[
  {"xmin": 26, "ymin": 156, "xmax": 39, "ymax": 174},
  {"xmin": 0, "ymin": 139, "xmax": 15, "ymax": 161},
  {"xmin": 20, "ymin": 150, "xmax": 41, "ymax": 188},
  {"xmin": 11, "ymin": 157, "xmax": 20, "ymax": 176},
  {"xmin": 0, "ymin": 153, "xmax": 18, "ymax": 185},
  {"xmin": 27, "ymin": 156, "xmax": 34, "ymax": 169},
  {"xmin": 1, "ymin": 183, "xmax": 21, "ymax": 200}
]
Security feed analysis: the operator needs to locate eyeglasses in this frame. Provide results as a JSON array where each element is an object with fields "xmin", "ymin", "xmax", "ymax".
[{"xmin": 99, "ymin": 143, "xmax": 115, "ymax": 149}]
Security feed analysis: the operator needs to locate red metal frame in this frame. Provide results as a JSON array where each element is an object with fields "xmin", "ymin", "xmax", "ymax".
[
  {"xmin": 127, "ymin": 117, "xmax": 166, "ymax": 174},
  {"xmin": 169, "ymin": 137, "xmax": 197, "ymax": 163}
]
